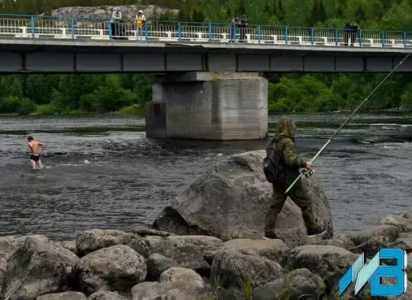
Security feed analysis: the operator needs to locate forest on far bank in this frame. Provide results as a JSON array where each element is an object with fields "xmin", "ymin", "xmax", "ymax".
[{"xmin": 1, "ymin": 0, "xmax": 412, "ymax": 115}]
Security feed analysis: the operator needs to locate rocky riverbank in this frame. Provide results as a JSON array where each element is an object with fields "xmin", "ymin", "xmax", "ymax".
[
  {"xmin": 1, "ymin": 221, "xmax": 412, "ymax": 300},
  {"xmin": 1, "ymin": 151, "xmax": 412, "ymax": 300}
]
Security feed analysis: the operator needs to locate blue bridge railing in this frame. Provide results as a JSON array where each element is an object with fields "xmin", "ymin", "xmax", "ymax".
[{"xmin": 0, "ymin": 13, "xmax": 411, "ymax": 48}]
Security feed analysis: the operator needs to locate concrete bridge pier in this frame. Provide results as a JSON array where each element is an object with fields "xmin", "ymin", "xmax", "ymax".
[{"xmin": 145, "ymin": 72, "xmax": 268, "ymax": 140}]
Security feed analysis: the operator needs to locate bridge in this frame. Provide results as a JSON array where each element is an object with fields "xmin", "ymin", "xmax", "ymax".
[{"xmin": 1, "ymin": 14, "xmax": 412, "ymax": 140}]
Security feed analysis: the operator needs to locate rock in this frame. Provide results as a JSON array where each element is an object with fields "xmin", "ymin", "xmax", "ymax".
[
  {"xmin": 146, "ymin": 254, "xmax": 179, "ymax": 280},
  {"xmin": 153, "ymin": 150, "xmax": 333, "ymax": 247},
  {"xmin": 391, "ymin": 232, "xmax": 412, "ymax": 253},
  {"xmin": 286, "ymin": 245, "xmax": 358, "ymax": 289},
  {"xmin": 87, "ymin": 292, "xmax": 127, "ymax": 300},
  {"xmin": 252, "ymin": 268, "xmax": 325, "ymax": 300},
  {"xmin": 131, "ymin": 281, "xmax": 207, "ymax": 300},
  {"xmin": 380, "ymin": 210, "xmax": 412, "ymax": 232},
  {"xmin": 353, "ymin": 235, "xmax": 393, "ymax": 258},
  {"xmin": 204, "ymin": 239, "xmax": 288, "ymax": 266},
  {"xmin": 1, "ymin": 236, "xmax": 79, "ymax": 300},
  {"xmin": 51, "ymin": 5, "xmax": 178, "ymax": 20},
  {"xmin": 306, "ymin": 235, "xmax": 355, "ymax": 251},
  {"xmin": 347, "ymin": 225, "xmax": 401, "ymax": 246},
  {"xmin": 132, "ymin": 228, "xmax": 171, "ymax": 237},
  {"xmin": 59, "ymin": 241, "xmax": 78, "ymax": 256},
  {"xmin": 36, "ymin": 292, "xmax": 87, "ymax": 300},
  {"xmin": 74, "ymin": 245, "xmax": 147, "ymax": 296},
  {"xmin": 132, "ymin": 235, "xmax": 222, "ymax": 275},
  {"xmin": 210, "ymin": 249, "xmax": 283, "ymax": 289},
  {"xmin": 0, "ymin": 237, "xmax": 20, "ymax": 295},
  {"xmin": 159, "ymin": 267, "xmax": 204, "ymax": 289},
  {"xmin": 76, "ymin": 229, "xmax": 136, "ymax": 256}
]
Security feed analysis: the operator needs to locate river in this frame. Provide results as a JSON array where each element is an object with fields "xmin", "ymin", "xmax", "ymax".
[{"xmin": 1, "ymin": 113, "xmax": 412, "ymax": 241}]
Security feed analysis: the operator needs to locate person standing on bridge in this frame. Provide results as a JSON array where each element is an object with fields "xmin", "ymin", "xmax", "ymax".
[
  {"xmin": 111, "ymin": 8, "xmax": 122, "ymax": 38},
  {"xmin": 263, "ymin": 117, "xmax": 326, "ymax": 240},
  {"xmin": 135, "ymin": 10, "xmax": 146, "ymax": 41},
  {"xmin": 27, "ymin": 136, "xmax": 45, "ymax": 170}
]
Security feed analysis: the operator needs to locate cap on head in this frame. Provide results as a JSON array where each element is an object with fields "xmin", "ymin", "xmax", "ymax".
[
  {"xmin": 138, "ymin": 10, "xmax": 143, "ymax": 14},
  {"xmin": 27, "ymin": 136, "xmax": 33, "ymax": 141}
]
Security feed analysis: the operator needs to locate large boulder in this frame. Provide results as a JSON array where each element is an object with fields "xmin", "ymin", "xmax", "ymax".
[
  {"xmin": 159, "ymin": 267, "xmax": 204, "ymax": 289},
  {"xmin": 73, "ymin": 245, "xmax": 147, "ymax": 296},
  {"xmin": 0, "ymin": 237, "xmax": 20, "ymax": 295},
  {"xmin": 36, "ymin": 292, "xmax": 87, "ymax": 300},
  {"xmin": 380, "ymin": 210, "xmax": 412, "ymax": 232},
  {"xmin": 210, "ymin": 249, "xmax": 284, "ymax": 289},
  {"xmin": 131, "ymin": 235, "xmax": 222, "ymax": 275},
  {"xmin": 286, "ymin": 245, "xmax": 358, "ymax": 289},
  {"xmin": 391, "ymin": 232, "xmax": 412, "ymax": 253},
  {"xmin": 146, "ymin": 254, "xmax": 179, "ymax": 280},
  {"xmin": 1, "ymin": 236, "xmax": 79, "ymax": 300},
  {"xmin": 153, "ymin": 151, "xmax": 333, "ymax": 247},
  {"xmin": 204, "ymin": 239, "xmax": 288, "ymax": 266},
  {"xmin": 252, "ymin": 268, "xmax": 325, "ymax": 300},
  {"xmin": 76, "ymin": 229, "xmax": 136, "ymax": 257},
  {"xmin": 131, "ymin": 281, "xmax": 207, "ymax": 300},
  {"xmin": 87, "ymin": 292, "xmax": 126, "ymax": 300},
  {"xmin": 347, "ymin": 225, "xmax": 401, "ymax": 246},
  {"xmin": 306, "ymin": 235, "xmax": 355, "ymax": 251}
]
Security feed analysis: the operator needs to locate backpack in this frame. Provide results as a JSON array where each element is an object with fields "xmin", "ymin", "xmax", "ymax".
[{"xmin": 263, "ymin": 139, "xmax": 286, "ymax": 186}]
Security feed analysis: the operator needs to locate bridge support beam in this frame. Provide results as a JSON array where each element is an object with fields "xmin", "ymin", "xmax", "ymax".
[{"xmin": 145, "ymin": 72, "xmax": 268, "ymax": 140}]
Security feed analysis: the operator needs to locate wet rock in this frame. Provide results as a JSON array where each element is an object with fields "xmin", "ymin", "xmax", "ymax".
[
  {"xmin": 204, "ymin": 238, "xmax": 288, "ymax": 266},
  {"xmin": 347, "ymin": 225, "xmax": 400, "ymax": 246},
  {"xmin": 286, "ymin": 245, "xmax": 358, "ymax": 288},
  {"xmin": 87, "ymin": 291, "xmax": 127, "ymax": 300},
  {"xmin": 74, "ymin": 245, "xmax": 147, "ymax": 296},
  {"xmin": 76, "ymin": 229, "xmax": 135, "ymax": 257},
  {"xmin": 159, "ymin": 267, "xmax": 204, "ymax": 288},
  {"xmin": 59, "ymin": 241, "xmax": 78, "ymax": 256},
  {"xmin": 1, "ymin": 236, "xmax": 79, "ymax": 300},
  {"xmin": 352, "ymin": 235, "xmax": 392, "ymax": 257},
  {"xmin": 153, "ymin": 150, "xmax": 333, "ymax": 247},
  {"xmin": 131, "ymin": 235, "xmax": 222, "ymax": 275},
  {"xmin": 306, "ymin": 235, "xmax": 355, "ymax": 251},
  {"xmin": 37, "ymin": 292, "xmax": 87, "ymax": 300},
  {"xmin": 380, "ymin": 210, "xmax": 412, "ymax": 232},
  {"xmin": 131, "ymin": 281, "xmax": 206, "ymax": 300},
  {"xmin": 252, "ymin": 268, "xmax": 325, "ymax": 300},
  {"xmin": 391, "ymin": 232, "xmax": 412, "ymax": 253},
  {"xmin": 210, "ymin": 249, "xmax": 283, "ymax": 289},
  {"xmin": 0, "ymin": 237, "xmax": 20, "ymax": 295},
  {"xmin": 146, "ymin": 253, "xmax": 179, "ymax": 280}
]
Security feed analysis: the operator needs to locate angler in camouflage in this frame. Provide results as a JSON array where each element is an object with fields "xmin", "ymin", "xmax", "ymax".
[{"xmin": 264, "ymin": 117, "xmax": 326, "ymax": 240}]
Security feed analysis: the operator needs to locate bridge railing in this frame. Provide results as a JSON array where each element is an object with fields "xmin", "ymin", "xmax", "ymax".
[{"xmin": 1, "ymin": 14, "xmax": 412, "ymax": 48}]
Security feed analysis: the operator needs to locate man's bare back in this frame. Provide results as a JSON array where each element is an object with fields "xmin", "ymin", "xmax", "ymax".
[{"xmin": 27, "ymin": 136, "xmax": 45, "ymax": 170}]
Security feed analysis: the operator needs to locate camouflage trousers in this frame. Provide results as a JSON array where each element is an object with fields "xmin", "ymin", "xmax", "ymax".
[{"xmin": 264, "ymin": 185, "xmax": 317, "ymax": 233}]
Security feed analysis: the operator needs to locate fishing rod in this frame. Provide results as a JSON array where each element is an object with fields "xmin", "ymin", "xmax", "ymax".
[{"xmin": 285, "ymin": 51, "xmax": 412, "ymax": 195}]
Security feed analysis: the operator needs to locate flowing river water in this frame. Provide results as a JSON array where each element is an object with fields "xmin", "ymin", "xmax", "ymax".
[{"xmin": 1, "ymin": 113, "xmax": 412, "ymax": 241}]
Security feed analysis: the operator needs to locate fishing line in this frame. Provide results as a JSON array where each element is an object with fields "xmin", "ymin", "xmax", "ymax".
[
  {"xmin": 5, "ymin": 135, "xmax": 27, "ymax": 151},
  {"xmin": 285, "ymin": 51, "xmax": 412, "ymax": 194}
]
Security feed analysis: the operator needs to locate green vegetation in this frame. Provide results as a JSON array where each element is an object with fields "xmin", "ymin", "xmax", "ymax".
[{"xmin": 1, "ymin": 0, "xmax": 412, "ymax": 115}]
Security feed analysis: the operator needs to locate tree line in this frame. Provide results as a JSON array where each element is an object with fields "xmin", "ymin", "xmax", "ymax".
[{"xmin": 1, "ymin": 0, "xmax": 412, "ymax": 115}]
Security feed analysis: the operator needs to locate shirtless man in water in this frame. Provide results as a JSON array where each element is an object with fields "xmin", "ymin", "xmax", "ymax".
[{"xmin": 27, "ymin": 136, "xmax": 45, "ymax": 170}]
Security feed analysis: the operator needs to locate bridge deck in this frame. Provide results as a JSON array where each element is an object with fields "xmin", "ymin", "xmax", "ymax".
[{"xmin": 0, "ymin": 14, "xmax": 411, "ymax": 51}]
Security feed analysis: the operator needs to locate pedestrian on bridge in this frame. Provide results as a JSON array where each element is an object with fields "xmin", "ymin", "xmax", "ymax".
[
  {"xmin": 111, "ymin": 8, "xmax": 122, "ymax": 38},
  {"xmin": 135, "ymin": 10, "xmax": 146, "ymax": 41}
]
